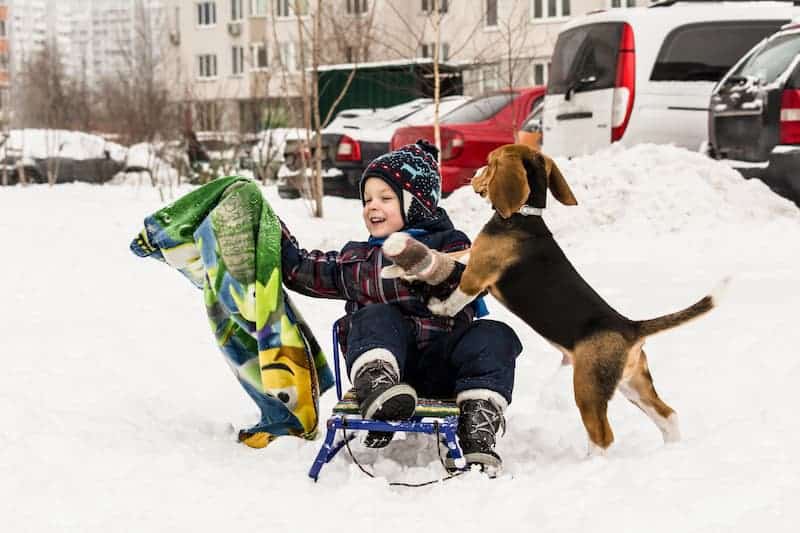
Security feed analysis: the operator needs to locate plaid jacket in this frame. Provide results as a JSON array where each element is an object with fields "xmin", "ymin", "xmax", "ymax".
[{"xmin": 280, "ymin": 209, "xmax": 474, "ymax": 354}]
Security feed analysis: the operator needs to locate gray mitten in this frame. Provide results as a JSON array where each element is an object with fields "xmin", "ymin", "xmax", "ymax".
[{"xmin": 380, "ymin": 232, "xmax": 456, "ymax": 285}]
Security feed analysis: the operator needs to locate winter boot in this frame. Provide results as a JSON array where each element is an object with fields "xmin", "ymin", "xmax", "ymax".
[
  {"xmin": 455, "ymin": 399, "xmax": 506, "ymax": 476},
  {"xmin": 352, "ymin": 359, "xmax": 417, "ymax": 448}
]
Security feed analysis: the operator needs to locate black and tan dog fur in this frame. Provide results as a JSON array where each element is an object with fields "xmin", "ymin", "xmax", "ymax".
[{"xmin": 427, "ymin": 144, "xmax": 721, "ymax": 455}]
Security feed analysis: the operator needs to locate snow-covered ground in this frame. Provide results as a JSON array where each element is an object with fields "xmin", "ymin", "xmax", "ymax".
[{"xmin": 1, "ymin": 144, "xmax": 798, "ymax": 532}]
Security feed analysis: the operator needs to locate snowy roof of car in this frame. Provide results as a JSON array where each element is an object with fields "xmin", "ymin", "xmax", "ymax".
[{"xmin": 561, "ymin": 2, "xmax": 799, "ymax": 32}]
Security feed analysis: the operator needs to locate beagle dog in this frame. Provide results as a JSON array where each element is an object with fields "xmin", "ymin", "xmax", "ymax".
[{"xmin": 425, "ymin": 144, "xmax": 722, "ymax": 455}]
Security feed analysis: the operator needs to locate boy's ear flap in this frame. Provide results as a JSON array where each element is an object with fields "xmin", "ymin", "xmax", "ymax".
[{"xmin": 541, "ymin": 153, "xmax": 578, "ymax": 206}]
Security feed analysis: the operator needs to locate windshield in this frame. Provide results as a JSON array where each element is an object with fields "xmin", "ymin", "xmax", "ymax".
[
  {"xmin": 440, "ymin": 93, "xmax": 515, "ymax": 124},
  {"xmin": 651, "ymin": 21, "xmax": 786, "ymax": 82},
  {"xmin": 547, "ymin": 23, "xmax": 622, "ymax": 95},
  {"xmin": 730, "ymin": 32, "xmax": 800, "ymax": 86}
]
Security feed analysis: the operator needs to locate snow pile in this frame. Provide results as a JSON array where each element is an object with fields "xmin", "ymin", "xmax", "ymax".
[
  {"xmin": 444, "ymin": 143, "xmax": 799, "ymax": 242},
  {"xmin": 111, "ymin": 143, "xmax": 180, "ymax": 186},
  {"xmin": 0, "ymin": 129, "xmax": 127, "ymax": 162},
  {"xmin": 1, "ymin": 144, "xmax": 799, "ymax": 532}
]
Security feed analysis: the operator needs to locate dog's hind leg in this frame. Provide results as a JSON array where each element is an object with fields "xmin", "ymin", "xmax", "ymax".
[
  {"xmin": 572, "ymin": 334, "xmax": 626, "ymax": 455},
  {"xmin": 618, "ymin": 350, "xmax": 680, "ymax": 444}
]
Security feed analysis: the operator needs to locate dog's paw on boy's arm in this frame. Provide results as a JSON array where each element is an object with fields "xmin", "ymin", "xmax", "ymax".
[{"xmin": 380, "ymin": 232, "xmax": 456, "ymax": 285}]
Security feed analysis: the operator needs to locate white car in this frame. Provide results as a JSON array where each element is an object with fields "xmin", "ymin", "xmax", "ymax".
[{"xmin": 542, "ymin": 0, "xmax": 799, "ymax": 157}]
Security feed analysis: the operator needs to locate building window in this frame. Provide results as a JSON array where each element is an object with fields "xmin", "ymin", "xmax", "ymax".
[
  {"xmin": 532, "ymin": 0, "xmax": 570, "ymax": 19},
  {"xmin": 251, "ymin": 0, "xmax": 268, "ymax": 16},
  {"xmin": 280, "ymin": 42, "xmax": 296, "ymax": 71},
  {"xmin": 231, "ymin": 0, "xmax": 243, "ymax": 20},
  {"xmin": 196, "ymin": 2, "xmax": 217, "ymax": 26},
  {"xmin": 0, "ymin": 20, "xmax": 6, "ymax": 38},
  {"xmin": 420, "ymin": 42, "xmax": 449, "ymax": 61},
  {"xmin": 196, "ymin": 101, "xmax": 221, "ymax": 131},
  {"xmin": 485, "ymin": 0, "xmax": 497, "ymax": 27},
  {"xmin": 276, "ymin": 0, "xmax": 308, "ymax": 17},
  {"xmin": 232, "ymin": 46, "xmax": 245, "ymax": 74},
  {"xmin": 532, "ymin": 61, "xmax": 548, "ymax": 85},
  {"xmin": 610, "ymin": 0, "xmax": 637, "ymax": 6},
  {"xmin": 251, "ymin": 42, "xmax": 268, "ymax": 69},
  {"xmin": 481, "ymin": 64, "xmax": 500, "ymax": 92},
  {"xmin": 421, "ymin": 0, "xmax": 448, "ymax": 13},
  {"xmin": 346, "ymin": 0, "xmax": 368, "ymax": 15},
  {"xmin": 198, "ymin": 54, "xmax": 218, "ymax": 78}
]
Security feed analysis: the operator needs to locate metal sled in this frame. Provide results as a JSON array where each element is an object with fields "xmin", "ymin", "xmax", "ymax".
[{"xmin": 308, "ymin": 326, "xmax": 466, "ymax": 481}]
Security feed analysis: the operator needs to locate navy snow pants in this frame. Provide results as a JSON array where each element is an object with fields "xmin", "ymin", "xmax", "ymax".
[{"xmin": 343, "ymin": 303, "xmax": 522, "ymax": 404}]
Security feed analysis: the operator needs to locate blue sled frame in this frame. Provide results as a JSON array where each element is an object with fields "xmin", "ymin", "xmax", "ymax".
[{"xmin": 307, "ymin": 326, "xmax": 467, "ymax": 482}]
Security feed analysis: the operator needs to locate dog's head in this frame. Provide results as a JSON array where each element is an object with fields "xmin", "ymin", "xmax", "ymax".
[{"xmin": 472, "ymin": 144, "xmax": 578, "ymax": 218}]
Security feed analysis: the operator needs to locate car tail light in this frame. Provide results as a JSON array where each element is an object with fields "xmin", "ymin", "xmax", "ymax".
[
  {"xmin": 336, "ymin": 135, "xmax": 361, "ymax": 161},
  {"xmin": 611, "ymin": 23, "xmax": 635, "ymax": 143},
  {"xmin": 440, "ymin": 130, "xmax": 464, "ymax": 161},
  {"xmin": 779, "ymin": 89, "xmax": 800, "ymax": 145}
]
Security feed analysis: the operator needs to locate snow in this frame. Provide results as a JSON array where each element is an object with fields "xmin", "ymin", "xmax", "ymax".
[
  {"xmin": 109, "ymin": 143, "xmax": 180, "ymax": 186},
  {"xmin": 2, "ymin": 144, "xmax": 799, "ymax": 531},
  {"xmin": 0, "ymin": 129, "xmax": 127, "ymax": 162}
]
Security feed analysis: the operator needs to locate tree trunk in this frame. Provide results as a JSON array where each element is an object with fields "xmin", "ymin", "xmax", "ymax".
[
  {"xmin": 295, "ymin": 2, "xmax": 320, "ymax": 217},
  {"xmin": 312, "ymin": 0, "xmax": 324, "ymax": 217},
  {"xmin": 433, "ymin": 1, "xmax": 442, "ymax": 167}
]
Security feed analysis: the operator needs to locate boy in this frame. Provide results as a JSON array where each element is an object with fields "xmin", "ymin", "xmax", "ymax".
[{"xmin": 279, "ymin": 140, "xmax": 521, "ymax": 472}]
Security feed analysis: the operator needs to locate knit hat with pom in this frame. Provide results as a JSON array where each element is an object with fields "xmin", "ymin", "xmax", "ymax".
[{"xmin": 359, "ymin": 139, "xmax": 442, "ymax": 228}]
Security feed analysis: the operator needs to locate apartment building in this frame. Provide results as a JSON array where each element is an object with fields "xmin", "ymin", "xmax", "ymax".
[
  {"xmin": 0, "ymin": 1, "xmax": 8, "ymax": 126},
  {"xmin": 167, "ymin": 0, "xmax": 656, "ymax": 132}
]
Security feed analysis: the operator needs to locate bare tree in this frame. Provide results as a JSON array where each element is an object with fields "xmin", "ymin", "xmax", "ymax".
[{"xmin": 16, "ymin": 41, "xmax": 73, "ymax": 185}]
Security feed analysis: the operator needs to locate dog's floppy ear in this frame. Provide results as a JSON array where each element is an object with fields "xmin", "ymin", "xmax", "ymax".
[
  {"xmin": 489, "ymin": 150, "xmax": 530, "ymax": 218},
  {"xmin": 541, "ymin": 153, "xmax": 578, "ymax": 206}
]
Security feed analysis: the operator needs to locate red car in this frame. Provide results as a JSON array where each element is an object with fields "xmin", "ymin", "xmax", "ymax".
[{"xmin": 390, "ymin": 87, "xmax": 545, "ymax": 194}]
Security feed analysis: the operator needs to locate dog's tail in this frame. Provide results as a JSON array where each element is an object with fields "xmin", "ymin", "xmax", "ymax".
[{"xmin": 635, "ymin": 277, "xmax": 730, "ymax": 338}]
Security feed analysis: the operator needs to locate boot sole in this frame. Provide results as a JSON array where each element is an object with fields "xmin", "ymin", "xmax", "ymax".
[
  {"xmin": 363, "ymin": 383, "xmax": 417, "ymax": 420},
  {"xmin": 361, "ymin": 384, "xmax": 417, "ymax": 449},
  {"xmin": 445, "ymin": 451, "xmax": 503, "ymax": 477}
]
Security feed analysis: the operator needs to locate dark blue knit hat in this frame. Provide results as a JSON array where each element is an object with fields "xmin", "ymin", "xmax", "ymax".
[{"xmin": 359, "ymin": 139, "xmax": 442, "ymax": 228}]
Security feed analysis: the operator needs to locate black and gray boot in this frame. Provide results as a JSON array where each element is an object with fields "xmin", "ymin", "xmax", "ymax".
[
  {"xmin": 456, "ymin": 399, "xmax": 506, "ymax": 476},
  {"xmin": 352, "ymin": 359, "xmax": 417, "ymax": 448}
]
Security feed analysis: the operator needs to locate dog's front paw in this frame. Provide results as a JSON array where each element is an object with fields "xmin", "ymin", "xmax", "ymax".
[{"xmin": 428, "ymin": 297, "xmax": 458, "ymax": 317}]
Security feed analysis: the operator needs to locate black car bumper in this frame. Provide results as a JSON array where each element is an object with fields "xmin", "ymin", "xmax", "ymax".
[{"xmin": 719, "ymin": 145, "xmax": 800, "ymax": 206}]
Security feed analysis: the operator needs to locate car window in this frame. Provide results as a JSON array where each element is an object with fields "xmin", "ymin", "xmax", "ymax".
[
  {"xmin": 547, "ymin": 23, "xmax": 622, "ymax": 95},
  {"xmin": 651, "ymin": 21, "xmax": 786, "ymax": 82},
  {"xmin": 521, "ymin": 100, "xmax": 544, "ymax": 132},
  {"xmin": 730, "ymin": 32, "xmax": 800, "ymax": 86},
  {"xmin": 440, "ymin": 93, "xmax": 516, "ymax": 124},
  {"xmin": 788, "ymin": 62, "xmax": 800, "ymax": 89}
]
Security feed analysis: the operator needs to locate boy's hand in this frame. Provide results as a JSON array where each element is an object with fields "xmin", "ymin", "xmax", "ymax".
[{"xmin": 380, "ymin": 232, "xmax": 455, "ymax": 285}]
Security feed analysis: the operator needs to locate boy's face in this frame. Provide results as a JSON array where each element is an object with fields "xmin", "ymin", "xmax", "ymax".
[{"xmin": 362, "ymin": 177, "xmax": 404, "ymax": 238}]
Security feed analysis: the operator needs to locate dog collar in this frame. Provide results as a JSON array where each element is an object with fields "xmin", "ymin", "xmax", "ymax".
[{"xmin": 517, "ymin": 205, "xmax": 543, "ymax": 216}]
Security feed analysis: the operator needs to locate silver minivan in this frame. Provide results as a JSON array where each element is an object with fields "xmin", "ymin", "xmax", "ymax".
[{"xmin": 542, "ymin": 1, "xmax": 797, "ymax": 157}]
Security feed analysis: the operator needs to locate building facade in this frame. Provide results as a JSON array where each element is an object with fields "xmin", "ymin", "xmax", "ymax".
[{"xmin": 164, "ymin": 0, "xmax": 657, "ymax": 132}]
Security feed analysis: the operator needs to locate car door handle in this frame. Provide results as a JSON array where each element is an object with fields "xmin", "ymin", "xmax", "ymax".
[
  {"xmin": 667, "ymin": 106, "xmax": 708, "ymax": 112},
  {"xmin": 556, "ymin": 112, "xmax": 593, "ymax": 120}
]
